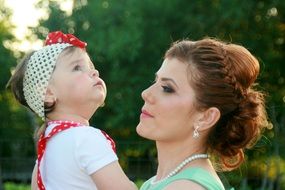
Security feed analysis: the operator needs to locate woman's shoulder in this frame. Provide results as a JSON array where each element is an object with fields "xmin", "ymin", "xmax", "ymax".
[
  {"xmin": 163, "ymin": 179, "xmax": 207, "ymax": 190},
  {"xmin": 181, "ymin": 167, "xmax": 216, "ymax": 178},
  {"xmin": 140, "ymin": 168, "xmax": 225, "ymax": 190},
  {"xmin": 175, "ymin": 167, "xmax": 225, "ymax": 189}
]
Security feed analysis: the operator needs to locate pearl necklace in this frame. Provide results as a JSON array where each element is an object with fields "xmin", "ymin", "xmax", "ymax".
[{"xmin": 150, "ymin": 153, "xmax": 209, "ymax": 185}]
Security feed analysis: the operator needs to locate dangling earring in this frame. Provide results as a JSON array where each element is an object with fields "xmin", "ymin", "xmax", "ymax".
[{"xmin": 193, "ymin": 125, "xmax": 200, "ymax": 138}]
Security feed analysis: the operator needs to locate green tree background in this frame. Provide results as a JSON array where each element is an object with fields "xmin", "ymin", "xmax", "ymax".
[{"xmin": 1, "ymin": 0, "xmax": 284, "ymax": 189}]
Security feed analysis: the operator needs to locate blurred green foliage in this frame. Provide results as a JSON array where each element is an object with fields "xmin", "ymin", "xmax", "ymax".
[
  {"xmin": 4, "ymin": 182, "xmax": 30, "ymax": 190},
  {"xmin": 0, "ymin": 0, "xmax": 35, "ymax": 139},
  {"xmin": 1, "ymin": 0, "xmax": 285, "ymax": 189}
]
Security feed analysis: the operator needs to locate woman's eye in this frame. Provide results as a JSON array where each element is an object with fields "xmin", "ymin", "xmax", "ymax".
[{"xmin": 162, "ymin": 85, "xmax": 174, "ymax": 93}]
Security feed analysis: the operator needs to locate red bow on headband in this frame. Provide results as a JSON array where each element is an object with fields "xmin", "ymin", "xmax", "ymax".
[{"xmin": 44, "ymin": 31, "xmax": 87, "ymax": 49}]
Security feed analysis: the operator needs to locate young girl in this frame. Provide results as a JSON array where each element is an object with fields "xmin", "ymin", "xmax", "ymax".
[{"xmin": 8, "ymin": 31, "xmax": 137, "ymax": 190}]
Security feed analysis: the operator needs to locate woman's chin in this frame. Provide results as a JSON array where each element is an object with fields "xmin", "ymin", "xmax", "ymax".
[{"xmin": 136, "ymin": 123, "xmax": 154, "ymax": 140}]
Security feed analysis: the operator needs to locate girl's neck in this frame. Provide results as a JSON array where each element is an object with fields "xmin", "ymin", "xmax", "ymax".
[{"xmin": 46, "ymin": 112, "xmax": 90, "ymax": 126}]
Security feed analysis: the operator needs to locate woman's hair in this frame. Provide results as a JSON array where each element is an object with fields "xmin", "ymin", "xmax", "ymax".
[
  {"xmin": 7, "ymin": 46, "xmax": 79, "ymax": 138},
  {"xmin": 165, "ymin": 38, "xmax": 270, "ymax": 170}
]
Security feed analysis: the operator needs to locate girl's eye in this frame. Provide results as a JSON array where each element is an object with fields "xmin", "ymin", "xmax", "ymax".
[
  {"xmin": 162, "ymin": 85, "xmax": 174, "ymax": 93},
  {"xmin": 73, "ymin": 65, "xmax": 81, "ymax": 71}
]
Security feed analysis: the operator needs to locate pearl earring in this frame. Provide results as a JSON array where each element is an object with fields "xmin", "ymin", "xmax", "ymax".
[{"xmin": 193, "ymin": 126, "xmax": 200, "ymax": 138}]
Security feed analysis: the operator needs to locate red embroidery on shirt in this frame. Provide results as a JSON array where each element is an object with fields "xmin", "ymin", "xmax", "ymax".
[
  {"xmin": 101, "ymin": 130, "xmax": 116, "ymax": 153},
  {"xmin": 36, "ymin": 121, "xmax": 116, "ymax": 190},
  {"xmin": 37, "ymin": 121, "xmax": 82, "ymax": 190}
]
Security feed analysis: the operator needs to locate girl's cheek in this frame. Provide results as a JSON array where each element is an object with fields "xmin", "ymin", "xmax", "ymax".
[{"xmin": 74, "ymin": 74, "xmax": 87, "ymax": 81}]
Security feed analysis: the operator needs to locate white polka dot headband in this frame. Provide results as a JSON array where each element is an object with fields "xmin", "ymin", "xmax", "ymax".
[{"xmin": 23, "ymin": 31, "xmax": 87, "ymax": 119}]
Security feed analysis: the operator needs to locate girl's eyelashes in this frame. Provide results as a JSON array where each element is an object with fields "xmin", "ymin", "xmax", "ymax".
[
  {"xmin": 162, "ymin": 85, "xmax": 175, "ymax": 93},
  {"xmin": 73, "ymin": 64, "xmax": 82, "ymax": 71},
  {"xmin": 72, "ymin": 63, "xmax": 95, "ymax": 73}
]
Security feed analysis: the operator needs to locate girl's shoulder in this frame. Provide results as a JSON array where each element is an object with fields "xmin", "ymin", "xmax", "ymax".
[
  {"xmin": 73, "ymin": 125, "xmax": 101, "ymax": 133},
  {"xmin": 72, "ymin": 125, "xmax": 108, "ymax": 140},
  {"xmin": 46, "ymin": 123, "xmax": 106, "ymax": 141}
]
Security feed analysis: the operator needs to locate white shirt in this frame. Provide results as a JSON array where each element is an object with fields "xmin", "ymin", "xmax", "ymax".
[{"xmin": 40, "ymin": 124, "xmax": 118, "ymax": 190}]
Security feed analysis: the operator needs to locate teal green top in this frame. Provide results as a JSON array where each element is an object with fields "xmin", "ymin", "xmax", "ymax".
[{"xmin": 140, "ymin": 167, "xmax": 231, "ymax": 190}]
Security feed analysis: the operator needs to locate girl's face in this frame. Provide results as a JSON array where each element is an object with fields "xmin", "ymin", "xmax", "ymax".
[
  {"xmin": 48, "ymin": 48, "xmax": 106, "ymax": 116},
  {"xmin": 136, "ymin": 58, "xmax": 201, "ymax": 142}
]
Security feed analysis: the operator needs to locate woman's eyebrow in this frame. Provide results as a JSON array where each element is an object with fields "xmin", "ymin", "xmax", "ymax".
[{"xmin": 155, "ymin": 73, "xmax": 178, "ymax": 88}]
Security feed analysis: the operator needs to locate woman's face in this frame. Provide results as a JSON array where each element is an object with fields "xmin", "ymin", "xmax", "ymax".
[{"xmin": 136, "ymin": 58, "xmax": 201, "ymax": 142}]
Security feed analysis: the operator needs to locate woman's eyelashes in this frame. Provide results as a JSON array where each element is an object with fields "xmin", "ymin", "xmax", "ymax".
[
  {"xmin": 152, "ymin": 78, "xmax": 175, "ymax": 93},
  {"xmin": 162, "ymin": 85, "xmax": 175, "ymax": 93}
]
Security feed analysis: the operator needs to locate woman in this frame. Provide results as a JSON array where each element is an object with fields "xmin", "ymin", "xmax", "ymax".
[{"xmin": 136, "ymin": 38, "xmax": 270, "ymax": 190}]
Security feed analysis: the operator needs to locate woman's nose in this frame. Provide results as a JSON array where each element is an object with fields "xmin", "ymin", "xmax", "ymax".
[{"xmin": 141, "ymin": 86, "xmax": 154, "ymax": 104}]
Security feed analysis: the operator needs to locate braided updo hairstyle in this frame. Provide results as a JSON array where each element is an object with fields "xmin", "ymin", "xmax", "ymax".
[{"xmin": 165, "ymin": 38, "xmax": 270, "ymax": 170}]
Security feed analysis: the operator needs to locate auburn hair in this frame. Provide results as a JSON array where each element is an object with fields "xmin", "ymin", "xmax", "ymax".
[{"xmin": 165, "ymin": 38, "xmax": 270, "ymax": 170}]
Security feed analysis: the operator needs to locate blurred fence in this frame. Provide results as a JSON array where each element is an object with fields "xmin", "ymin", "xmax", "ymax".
[
  {"xmin": 0, "ymin": 138, "xmax": 156, "ymax": 183},
  {"xmin": 0, "ymin": 138, "xmax": 284, "ymax": 189},
  {"xmin": 0, "ymin": 138, "xmax": 35, "ymax": 183}
]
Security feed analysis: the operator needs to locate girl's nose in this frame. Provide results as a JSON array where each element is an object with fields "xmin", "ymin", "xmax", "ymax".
[{"xmin": 90, "ymin": 69, "xmax": 99, "ymax": 78}]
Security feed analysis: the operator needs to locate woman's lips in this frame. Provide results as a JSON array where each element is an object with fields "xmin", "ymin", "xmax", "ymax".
[{"xmin": 140, "ymin": 109, "xmax": 154, "ymax": 118}]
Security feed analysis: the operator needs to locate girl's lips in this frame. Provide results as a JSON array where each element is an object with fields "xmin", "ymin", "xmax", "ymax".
[
  {"xmin": 141, "ymin": 109, "xmax": 154, "ymax": 118},
  {"xmin": 94, "ymin": 80, "xmax": 103, "ymax": 86}
]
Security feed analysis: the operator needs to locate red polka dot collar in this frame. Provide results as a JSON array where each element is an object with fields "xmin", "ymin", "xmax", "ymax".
[{"xmin": 36, "ymin": 120, "xmax": 116, "ymax": 190}]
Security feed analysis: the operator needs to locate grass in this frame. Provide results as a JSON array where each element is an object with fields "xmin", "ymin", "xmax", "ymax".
[
  {"xmin": 4, "ymin": 182, "xmax": 30, "ymax": 190},
  {"xmin": 3, "ymin": 181, "xmax": 143, "ymax": 189}
]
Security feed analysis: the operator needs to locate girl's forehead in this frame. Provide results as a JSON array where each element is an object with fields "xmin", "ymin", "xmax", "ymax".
[
  {"xmin": 57, "ymin": 48, "xmax": 92, "ymax": 66},
  {"xmin": 89, "ymin": 61, "xmax": 95, "ymax": 69}
]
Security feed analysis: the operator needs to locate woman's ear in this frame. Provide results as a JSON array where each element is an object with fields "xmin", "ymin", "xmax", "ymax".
[{"xmin": 197, "ymin": 107, "xmax": 220, "ymax": 131}]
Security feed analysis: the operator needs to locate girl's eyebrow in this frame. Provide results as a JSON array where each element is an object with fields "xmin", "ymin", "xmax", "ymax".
[
  {"xmin": 69, "ymin": 59, "xmax": 84, "ymax": 66},
  {"xmin": 69, "ymin": 59, "xmax": 93, "ymax": 68}
]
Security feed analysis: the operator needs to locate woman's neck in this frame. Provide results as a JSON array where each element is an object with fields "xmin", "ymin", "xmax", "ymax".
[{"xmin": 155, "ymin": 140, "xmax": 207, "ymax": 180}]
